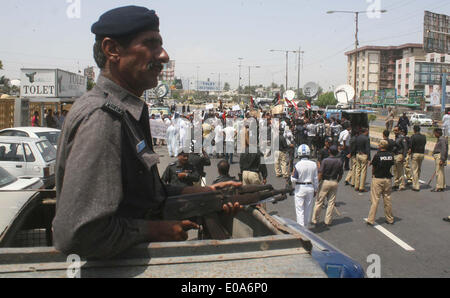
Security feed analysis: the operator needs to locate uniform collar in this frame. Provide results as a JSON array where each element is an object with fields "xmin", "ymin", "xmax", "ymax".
[{"xmin": 96, "ymin": 74, "xmax": 145, "ymax": 121}]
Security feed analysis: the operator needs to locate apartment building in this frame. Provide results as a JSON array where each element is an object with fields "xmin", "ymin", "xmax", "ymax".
[
  {"xmin": 158, "ymin": 60, "xmax": 176, "ymax": 82},
  {"xmin": 396, "ymin": 52, "xmax": 450, "ymax": 98},
  {"xmin": 345, "ymin": 44, "xmax": 424, "ymax": 98}
]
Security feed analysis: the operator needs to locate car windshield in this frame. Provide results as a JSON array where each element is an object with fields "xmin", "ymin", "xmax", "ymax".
[
  {"xmin": 0, "ymin": 167, "xmax": 17, "ymax": 188},
  {"xmin": 35, "ymin": 131, "xmax": 60, "ymax": 147},
  {"xmin": 418, "ymin": 115, "xmax": 426, "ymax": 118},
  {"xmin": 35, "ymin": 140, "xmax": 57, "ymax": 162}
]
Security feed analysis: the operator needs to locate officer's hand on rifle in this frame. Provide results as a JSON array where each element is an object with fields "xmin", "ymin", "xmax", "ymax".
[{"xmin": 209, "ymin": 181, "xmax": 244, "ymax": 215}]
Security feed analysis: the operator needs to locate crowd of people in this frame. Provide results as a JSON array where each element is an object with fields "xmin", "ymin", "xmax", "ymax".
[
  {"xmin": 31, "ymin": 109, "xmax": 68, "ymax": 129},
  {"xmin": 156, "ymin": 105, "xmax": 449, "ymax": 229}
]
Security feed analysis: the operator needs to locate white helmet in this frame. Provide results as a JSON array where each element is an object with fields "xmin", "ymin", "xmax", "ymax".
[{"xmin": 297, "ymin": 144, "xmax": 311, "ymax": 157}]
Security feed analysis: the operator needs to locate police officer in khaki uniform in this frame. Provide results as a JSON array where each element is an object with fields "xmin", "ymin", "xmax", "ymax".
[
  {"xmin": 312, "ymin": 146, "xmax": 343, "ymax": 227},
  {"xmin": 52, "ymin": 6, "xmax": 241, "ymax": 259},
  {"xmin": 392, "ymin": 127, "xmax": 408, "ymax": 191},
  {"xmin": 367, "ymin": 140, "xmax": 395, "ymax": 225},
  {"xmin": 345, "ymin": 130, "xmax": 359, "ymax": 187},
  {"xmin": 275, "ymin": 126, "xmax": 291, "ymax": 178},
  {"xmin": 432, "ymin": 128, "xmax": 448, "ymax": 192},
  {"xmin": 354, "ymin": 128, "xmax": 371, "ymax": 192},
  {"xmin": 410, "ymin": 125, "xmax": 427, "ymax": 192}
]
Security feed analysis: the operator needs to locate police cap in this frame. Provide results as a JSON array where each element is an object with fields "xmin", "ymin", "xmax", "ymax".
[{"xmin": 91, "ymin": 6, "xmax": 159, "ymax": 37}]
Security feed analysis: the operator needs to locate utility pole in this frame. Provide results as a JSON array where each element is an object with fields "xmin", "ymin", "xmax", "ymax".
[
  {"xmin": 270, "ymin": 49, "xmax": 301, "ymax": 94},
  {"xmin": 327, "ymin": 9, "xmax": 387, "ymax": 107},
  {"xmin": 248, "ymin": 66, "xmax": 261, "ymax": 96},
  {"xmin": 238, "ymin": 58, "xmax": 243, "ymax": 102},
  {"xmin": 297, "ymin": 47, "xmax": 305, "ymax": 99}
]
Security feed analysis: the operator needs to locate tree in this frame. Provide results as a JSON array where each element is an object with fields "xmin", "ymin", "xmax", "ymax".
[
  {"xmin": 0, "ymin": 60, "xmax": 3, "ymax": 70},
  {"xmin": 223, "ymin": 82, "xmax": 230, "ymax": 91},
  {"xmin": 316, "ymin": 92, "xmax": 337, "ymax": 108},
  {"xmin": 87, "ymin": 78, "xmax": 96, "ymax": 91}
]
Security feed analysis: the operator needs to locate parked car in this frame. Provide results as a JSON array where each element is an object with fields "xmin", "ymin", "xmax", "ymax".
[
  {"xmin": 0, "ymin": 137, "xmax": 56, "ymax": 189},
  {"xmin": 410, "ymin": 113, "xmax": 433, "ymax": 126},
  {"xmin": 0, "ymin": 167, "xmax": 43, "ymax": 190},
  {"xmin": 0, "ymin": 127, "xmax": 61, "ymax": 149}
]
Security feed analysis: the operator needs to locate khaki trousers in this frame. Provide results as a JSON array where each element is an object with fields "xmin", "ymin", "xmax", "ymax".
[
  {"xmin": 393, "ymin": 154, "xmax": 406, "ymax": 189},
  {"xmin": 345, "ymin": 156, "xmax": 357, "ymax": 185},
  {"xmin": 275, "ymin": 151, "xmax": 289, "ymax": 178},
  {"xmin": 434, "ymin": 154, "xmax": 446, "ymax": 190},
  {"xmin": 411, "ymin": 153, "xmax": 424, "ymax": 190},
  {"xmin": 354, "ymin": 153, "xmax": 368, "ymax": 190},
  {"xmin": 312, "ymin": 180, "xmax": 338, "ymax": 225},
  {"xmin": 242, "ymin": 171, "xmax": 262, "ymax": 186},
  {"xmin": 404, "ymin": 153, "xmax": 412, "ymax": 183},
  {"xmin": 368, "ymin": 178, "xmax": 394, "ymax": 224}
]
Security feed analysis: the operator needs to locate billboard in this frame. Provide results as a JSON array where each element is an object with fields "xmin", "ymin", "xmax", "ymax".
[
  {"xmin": 56, "ymin": 69, "xmax": 87, "ymax": 98},
  {"xmin": 20, "ymin": 68, "xmax": 87, "ymax": 98},
  {"xmin": 424, "ymin": 11, "xmax": 450, "ymax": 54},
  {"xmin": 196, "ymin": 81, "xmax": 220, "ymax": 92},
  {"xmin": 20, "ymin": 69, "xmax": 56, "ymax": 98}
]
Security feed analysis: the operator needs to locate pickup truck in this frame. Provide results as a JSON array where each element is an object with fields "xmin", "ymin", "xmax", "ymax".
[{"xmin": 0, "ymin": 190, "xmax": 364, "ymax": 278}]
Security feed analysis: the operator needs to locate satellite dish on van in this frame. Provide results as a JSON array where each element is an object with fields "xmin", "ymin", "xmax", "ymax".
[
  {"xmin": 283, "ymin": 90, "xmax": 296, "ymax": 101},
  {"xmin": 303, "ymin": 82, "xmax": 319, "ymax": 98},
  {"xmin": 334, "ymin": 84, "xmax": 355, "ymax": 104}
]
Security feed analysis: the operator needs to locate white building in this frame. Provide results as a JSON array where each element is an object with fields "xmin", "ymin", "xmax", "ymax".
[{"xmin": 396, "ymin": 53, "xmax": 450, "ymax": 99}]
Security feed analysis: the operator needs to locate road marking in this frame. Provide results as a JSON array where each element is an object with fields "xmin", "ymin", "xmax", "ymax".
[{"xmin": 363, "ymin": 218, "xmax": 415, "ymax": 251}]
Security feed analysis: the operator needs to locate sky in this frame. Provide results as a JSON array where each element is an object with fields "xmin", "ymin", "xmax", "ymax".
[{"xmin": 0, "ymin": 0, "xmax": 449, "ymax": 91}]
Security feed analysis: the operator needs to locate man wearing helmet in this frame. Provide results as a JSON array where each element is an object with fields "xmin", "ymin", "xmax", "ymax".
[{"xmin": 291, "ymin": 144, "xmax": 319, "ymax": 228}]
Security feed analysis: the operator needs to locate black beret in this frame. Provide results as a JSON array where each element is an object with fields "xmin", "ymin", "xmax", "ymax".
[{"xmin": 91, "ymin": 5, "xmax": 159, "ymax": 37}]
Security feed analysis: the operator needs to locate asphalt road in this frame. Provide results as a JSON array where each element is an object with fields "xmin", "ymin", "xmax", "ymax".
[{"xmin": 155, "ymin": 146, "xmax": 450, "ymax": 278}]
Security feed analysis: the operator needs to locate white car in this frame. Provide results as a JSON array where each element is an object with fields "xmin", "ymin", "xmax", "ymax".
[
  {"xmin": 0, "ymin": 136, "xmax": 56, "ymax": 189},
  {"xmin": 0, "ymin": 127, "xmax": 60, "ymax": 148},
  {"xmin": 410, "ymin": 113, "xmax": 433, "ymax": 126},
  {"xmin": 0, "ymin": 167, "xmax": 43, "ymax": 190}
]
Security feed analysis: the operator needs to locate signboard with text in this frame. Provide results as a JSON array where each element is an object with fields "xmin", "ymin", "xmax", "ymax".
[
  {"xmin": 196, "ymin": 81, "xmax": 219, "ymax": 92},
  {"xmin": 20, "ymin": 68, "xmax": 87, "ymax": 98}
]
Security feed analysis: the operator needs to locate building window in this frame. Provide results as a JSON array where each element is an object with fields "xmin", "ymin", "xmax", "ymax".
[
  {"xmin": 406, "ymin": 63, "xmax": 410, "ymax": 68},
  {"xmin": 398, "ymin": 85, "xmax": 401, "ymax": 90},
  {"xmin": 441, "ymin": 56, "xmax": 446, "ymax": 63},
  {"xmin": 406, "ymin": 84, "xmax": 409, "ymax": 90}
]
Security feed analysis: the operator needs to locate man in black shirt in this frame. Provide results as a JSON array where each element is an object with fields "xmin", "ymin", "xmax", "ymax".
[
  {"xmin": 382, "ymin": 130, "xmax": 396, "ymax": 153},
  {"xmin": 317, "ymin": 137, "xmax": 332, "ymax": 169},
  {"xmin": 213, "ymin": 160, "xmax": 238, "ymax": 184},
  {"xmin": 162, "ymin": 152, "xmax": 200, "ymax": 187},
  {"xmin": 432, "ymin": 128, "xmax": 448, "ymax": 192},
  {"xmin": 240, "ymin": 139, "xmax": 268, "ymax": 186},
  {"xmin": 410, "ymin": 125, "xmax": 427, "ymax": 191},
  {"xmin": 354, "ymin": 128, "xmax": 371, "ymax": 192},
  {"xmin": 392, "ymin": 127, "xmax": 408, "ymax": 191},
  {"xmin": 398, "ymin": 112, "xmax": 410, "ymax": 135},
  {"xmin": 345, "ymin": 130, "xmax": 359, "ymax": 187},
  {"xmin": 189, "ymin": 148, "xmax": 211, "ymax": 187},
  {"xmin": 312, "ymin": 146, "xmax": 343, "ymax": 227},
  {"xmin": 367, "ymin": 140, "xmax": 395, "ymax": 225}
]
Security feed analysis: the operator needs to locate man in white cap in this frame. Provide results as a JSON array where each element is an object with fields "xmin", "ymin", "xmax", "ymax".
[{"xmin": 291, "ymin": 144, "xmax": 319, "ymax": 228}]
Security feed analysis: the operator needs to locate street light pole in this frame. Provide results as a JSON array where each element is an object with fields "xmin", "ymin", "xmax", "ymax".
[
  {"xmin": 238, "ymin": 58, "xmax": 243, "ymax": 102},
  {"xmin": 270, "ymin": 49, "xmax": 302, "ymax": 93},
  {"xmin": 327, "ymin": 9, "xmax": 387, "ymax": 107},
  {"xmin": 297, "ymin": 47, "xmax": 305, "ymax": 99},
  {"xmin": 248, "ymin": 66, "xmax": 261, "ymax": 95}
]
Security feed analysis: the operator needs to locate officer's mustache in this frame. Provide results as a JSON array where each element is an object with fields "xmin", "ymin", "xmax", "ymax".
[{"xmin": 147, "ymin": 62, "xmax": 163, "ymax": 72}]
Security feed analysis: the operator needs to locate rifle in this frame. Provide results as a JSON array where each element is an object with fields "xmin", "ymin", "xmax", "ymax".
[{"xmin": 163, "ymin": 184, "xmax": 293, "ymax": 239}]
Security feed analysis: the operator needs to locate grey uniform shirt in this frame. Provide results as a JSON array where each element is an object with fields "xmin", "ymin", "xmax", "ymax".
[
  {"xmin": 433, "ymin": 136, "xmax": 449, "ymax": 162},
  {"xmin": 53, "ymin": 75, "xmax": 182, "ymax": 259}
]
